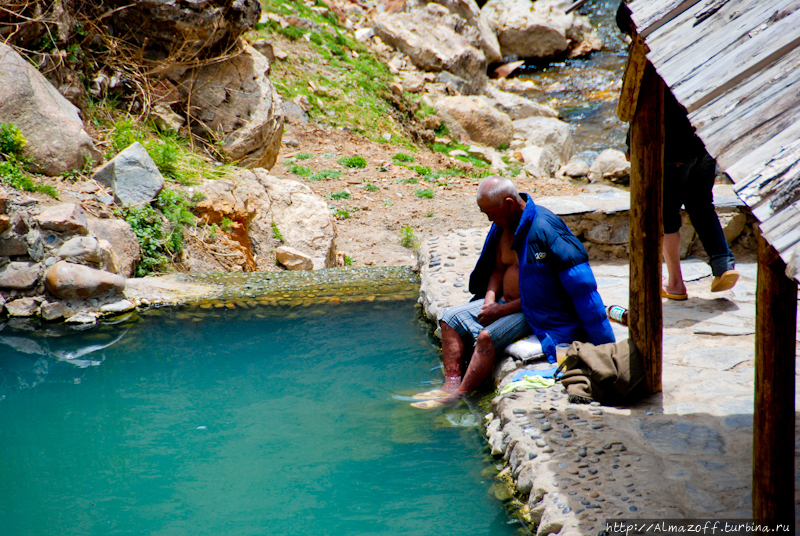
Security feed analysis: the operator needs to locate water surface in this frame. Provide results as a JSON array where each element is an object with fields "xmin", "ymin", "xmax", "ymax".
[{"xmin": 0, "ymin": 300, "xmax": 521, "ymax": 536}]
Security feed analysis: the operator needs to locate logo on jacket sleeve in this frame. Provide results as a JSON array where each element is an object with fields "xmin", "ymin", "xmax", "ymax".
[{"xmin": 534, "ymin": 252, "xmax": 547, "ymax": 260}]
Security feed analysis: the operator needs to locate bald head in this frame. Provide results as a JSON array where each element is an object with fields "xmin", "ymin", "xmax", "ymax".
[
  {"xmin": 476, "ymin": 176, "xmax": 522, "ymax": 207},
  {"xmin": 476, "ymin": 176, "xmax": 525, "ymax": 229}
]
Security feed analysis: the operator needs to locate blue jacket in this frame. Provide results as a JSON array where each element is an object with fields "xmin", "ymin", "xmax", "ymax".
[{"xmin": 469, "ymin": 194, "xmax": 615, "ymax": 362}]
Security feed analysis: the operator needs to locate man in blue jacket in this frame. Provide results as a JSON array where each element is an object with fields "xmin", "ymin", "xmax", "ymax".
[{"xmin": 412, "ymin": 176, "xmax": 614, "ymax": 409}]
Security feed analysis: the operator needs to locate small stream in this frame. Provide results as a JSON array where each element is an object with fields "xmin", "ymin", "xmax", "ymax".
[{"xmin": 514, "ymin": 0, "xmax": 629, "ymax": 164}]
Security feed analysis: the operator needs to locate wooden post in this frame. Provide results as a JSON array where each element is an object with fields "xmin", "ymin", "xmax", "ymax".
[
  {"xmin": 753, "ymin": 233, "xmax": 797, "ymax": 528},
  {"xmin": 628, "ymin": 60, "xmax": 664, "ymax": 394}
]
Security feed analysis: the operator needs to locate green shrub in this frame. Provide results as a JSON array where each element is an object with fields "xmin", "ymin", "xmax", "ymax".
[
  {"xmin": 415, "ymin": 188, "xmax": 434, "ymax": 199},
  {"xmin": 411, "ymin": 165, "xmax": 432, "ymax": 176},
  {"xmin": 338, "ymin": 155, "xmax": 367, "ymax": 168},
  {"xmin": 333, "ymin": 208, "xmax": 351, "ymax": 219},
  {"xmin": 308, "ymin": 169, "xmax": 342, "ymax": 181},
  {"xmin": 289, "ymin": 164, "xmax": 313, "ymax": 176},
  {"xmin": 0, "ymin": 123, "xmax": 26, "ymax": 156},
  {"xmin": 363, "ymin": 183, "xmax": 378, "ymax": 192},
  {"xmin": 329, "ymin": 190, "xmax": 350, "ymax": 200},
  {"xmin": 272, "ymin": 222, "xmax": 284, "ymax": 241},
  {"xmin": 392, "ymin": 152, "xmax": 414, "ymax": 163},
  {"xmin": 344, "ymin": 255, "xmax": 355, "ymax": 266},
  {"xmin": 118, "ymin": 204, "xmax": 170, "ymax": 276},
  {"xmin": 399, "ymin": 224, "xmax": 419, "ymax": 250},
  {"xmin": 0, "ymin": 162, "xmax": 57, "ymax": 198},
  {"xmin": 295, "ymin": 152, "xmax": 313, "ymax": 160}
]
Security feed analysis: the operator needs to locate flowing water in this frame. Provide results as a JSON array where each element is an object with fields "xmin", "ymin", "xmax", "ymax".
[
  {"xmin": 516, "ymin": 0, "xmax": 630, "ymax": 163},
  {"xmin": 0, "ymin": 297, "xmax": 523, "ymax": 536}
]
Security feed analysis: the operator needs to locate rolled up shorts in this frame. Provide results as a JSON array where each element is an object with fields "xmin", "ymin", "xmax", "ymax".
[{"xmin": 440, "ymin": 299, "xmax": 532, "ymax": 352}]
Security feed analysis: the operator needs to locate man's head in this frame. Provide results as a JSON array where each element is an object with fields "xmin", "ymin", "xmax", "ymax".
[{"xmin": 476, "ymin": 176, "xmax": 525, "ymax": 229}]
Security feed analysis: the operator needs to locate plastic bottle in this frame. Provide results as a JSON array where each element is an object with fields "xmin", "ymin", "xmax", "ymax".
[{"xmin": 606, "ymin": 305, "xmax": 628, "ymax": 326}]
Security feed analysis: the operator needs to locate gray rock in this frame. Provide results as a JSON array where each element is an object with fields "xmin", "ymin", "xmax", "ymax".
[
  {"xmin": 87, "ymin": 217, "xmax": 140, "ymax": 278},
  {"xmin": 99, "ymin": 299, "xmax": 135, "ymax": 314},
  {"xmin": 35, "ymin": 203, "xmax": 89, "ymax": 234},
  {"xmin": 276, "ymin": 246, "xmax": 313, "ymax": 271},
  {"xmin": 372, "ymin": 7, "xmax": 488, "ymax": 93},
  {"xmin": 435, "ymin": 96, "xmax": 512, "ymax": 149},
  {"xmin": 104, "ymin": 0, "xmax": 260, "ymax": 59},
  {"xmin": 45, "ymin": 261, "xmax": 125, "ymax": 299},
  {"xmin": 0, "ymin": 43, "xmax": 101, "ymax": 176},
  {"xmin": 512, "ymin": 116, "xmax": 573, "ymax": 165},
  {"xmin": 40, "ymin": 300, "xmax": 69, "ymax": 321},
  {"xmin": 589, "ymin": 149, "xmax": 630, "ymax": 183},
  {"xmin": 483, "ymin": 86, "xmax": 559, "ymax": 121},
  {"xmin": 519, "ymin": 145, "xmax": 557, "ymax": 179},
  {"xmin": 0, "ymin": 235, "xmax": 29, "ymax": 256},
  {"xmin": 0, "ymin": 261, "xmax": 41, "ymax": 289},
  {"xmin": 4, "ymin": 297, "xmax": 41, "ymax": 317},
  {"xmin": 562, "ymin": 160, "xmax": 590, "ymax": 178},
  {"xmin": 585, "ymin": 221, "xmax": 630, "ymax": 245},
  {"xmin": 434, "ymin": 71, "xmax": 478, "ymax": 95},
  {"xmin": 282, "ymin": 102, "xmax": 308, "ymax": 124},
  {"xmin": 92, "ymin": 142, "xmax": 165, "ymax": 205},
  {"xmin": 170, "ymin": 45, "xmax": 284, "ymax": 170}
]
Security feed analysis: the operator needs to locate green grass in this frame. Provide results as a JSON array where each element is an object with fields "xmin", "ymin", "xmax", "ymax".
[
  {"xmin": 289, "ymin": 164, "xmax": 313, "ymax": 176},
  {"xmin": 392, "ymin": 152, "xmax": 414, "ymax": 163},
  {"xmin": 329, "ymin": 190, "xmax": 350, "ymax": 200},
  {"xmin": 333, "ymin": 208, "xmax": 351, "ymax": 219},
  {"xmin": 399, "ymin": 224, "xmax": 419, "ymax": 251},
  {"xmin": 338, "ymin": 155, "xmax": 367, "ymax": 168},
  {"xmin": 295, "ymin": 152, "xmax": 313, "ymax": 160},
  {"xmin": 272, "ymin": 222, "xmax": 284, "ymax": 241},
  {"xmin": 363, "ymin": 183, "xmax": 378, "ymax": 192},
  {"xmin": 415, "ymin": 188, "xmax": 434, "ymax": 199},
  {"xmin": 395, "ymin": 177, "xmax": 418, "ymax": 184},
  {"xmin": 0, "ymin": 123, "xmax": 58, "ymax": 198},
  {"xmin": 410, "ymin": 165, "xmax": 432, "ymax": 176},
  {"xmin": 344, "ymin": 255, "xmax": 355, "ymax": 266},
  {"xmin": 307, "ymin": 169, "xmax": 342, "ymax": 181}
]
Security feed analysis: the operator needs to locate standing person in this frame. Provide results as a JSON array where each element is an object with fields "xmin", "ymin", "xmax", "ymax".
[
  {"xmin": 616, "ymin": 2, "xmax": 738, "ymax": 300},
  {"xmin": 412, "ymin": 176, "xmax": 614, "ymax": 409}
]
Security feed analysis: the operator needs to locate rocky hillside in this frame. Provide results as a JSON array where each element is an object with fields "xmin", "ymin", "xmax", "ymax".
[{"xmin": 0, "ymin": 0, "xmax": 631, "ymax": 323}]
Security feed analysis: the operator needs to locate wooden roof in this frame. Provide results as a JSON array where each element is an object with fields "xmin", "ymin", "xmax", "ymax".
[{"xmin": 627, "ymin": 0, "xmax": 800, "ymax": 282}]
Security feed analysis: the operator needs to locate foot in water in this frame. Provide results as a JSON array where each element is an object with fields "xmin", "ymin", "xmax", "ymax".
[
  {"xmin": 410, "ymin": 393, "xmax": 462, "ymax": 409},
  {"xmin": 410, "ymin": 388, "xmax": 451, "ymax": 400}
]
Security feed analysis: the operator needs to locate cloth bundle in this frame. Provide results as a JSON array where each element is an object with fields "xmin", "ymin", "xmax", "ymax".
[{"xmin": 559, "ymin": 339, "xmax": 647, "ymax": 404}]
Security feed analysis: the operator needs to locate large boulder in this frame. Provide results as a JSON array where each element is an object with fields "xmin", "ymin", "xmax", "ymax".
[
  {"xmin": 0, "ymin": 42, "xmax": 101, "ymax": 176},
  {"xmin": 372, "ymin": 3, "xmax": 488, "ymax": 94},
  {"xmin": 588, "ymin": 149, "xmax": 630, "ymax": 184},
  {"xmin": 100, "ymin": 0, "xmax": 261, "ymax": 58},
  {"xmin": 483, "ymin": 86, "xmax": 559, "ymax": 121},
  {"xmin": 409, "ymin": 0, "xmax": 502, "ymax": 64},
  {"xmin": 481, "ymin": 0, "xmax": 601, "ymax": 59},
  {"xmin": 435, "ymin": 96, "xmax": 513, "ymax": 148},
  {"xmin": 169, "ymin": 45, "xmax": 284, "ymax": 170},
  {"xmin": 44, "ymin": 261, "xmax": 125, "ymax": 300},
  {"xmin": 87, "ymin": 217, "xmax": 140, "ymax": 278},
  {"xmin": 512, "ymin": 116, "xmax": 573, "ymax": 165},
  {"xmin": 92, "ymin": 142, "xmax": 165, "ymax": 205},
  {"xmin": 237, "ymin": 169, "xmax": 338, "ymax": 270}
]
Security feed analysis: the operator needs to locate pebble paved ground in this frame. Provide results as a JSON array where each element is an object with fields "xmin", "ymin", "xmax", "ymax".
[{"xmin": 416, "ymin": 230, "xmax": 800, "ymax": 535}]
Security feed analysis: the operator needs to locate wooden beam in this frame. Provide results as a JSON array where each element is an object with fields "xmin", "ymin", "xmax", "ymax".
[
  {"xmin": 753, "ymin": 233, "xmax": 797, "ymax": 527},
  {"xmin": 628, "ymin": 60, "xmax": 664, "ymax": 394},
  {"xmin": 617, "ymin": 34, "xmax": 649, "ymax": 124}
]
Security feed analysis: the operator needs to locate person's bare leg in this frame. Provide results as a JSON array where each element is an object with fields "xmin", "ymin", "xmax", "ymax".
[
  {"xmin": 414, "ymin": 330, "xmax": 496, "ymax": 408},
  {"xmin": 439, "ymin": 321, "xmax": 466, "ymax": 393},
  {"xmin": 662, "ymin": 232, "xmax": 687, "ymax": 296}
]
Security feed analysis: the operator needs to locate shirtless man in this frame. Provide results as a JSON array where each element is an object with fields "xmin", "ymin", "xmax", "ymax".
[
  {"xmin": 412, "ymin": 176, "xmax": 614, "ymax": 409},
  {"xmin": 411, "ymin": 177, "xmax": 531, "ymax": 408}
]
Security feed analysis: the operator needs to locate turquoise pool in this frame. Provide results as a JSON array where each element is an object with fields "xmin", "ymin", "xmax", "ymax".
[{"xmin": 0, "ymin": 298, "xmax": 523, "ymax": 535}]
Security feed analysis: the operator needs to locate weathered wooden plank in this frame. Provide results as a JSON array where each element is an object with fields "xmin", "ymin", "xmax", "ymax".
[
  {"xmin": 628, "ymin": 61, "xmax": 664, "ymax": 395},
  {"xmin": 733, "ymin": 139, "xmax": 800, "ymax": 207},
  {"xmin": 759, "ymin": 200, "xmax": 800, "ymax": 235},
  {"xmin": 646, "ymin": 0, "xmax": 793, "ymax": 74},
  {"xmin": 629, "ymin": 0, "xmax": 702, "ymax": 37},
  {"xmin": 783, "ymin": 241, "xmax": 800, "ymax": 284},
  {"xmin": 770, "ymin": 227, "xmax": 800, "ymax": 257},
  {"xmin": 691, "ymin": 46, "xmax": 800, "ymax": 151},
  {"xmin": 753, "ymin": 234, "xmax": 797, "ymax": 527},
  {"xmin": 617, "ymin": 34, "xmax": 649, "ymax": 123},
  {"xmin": 715, "ymin": 108, "xmax": 800, "ymax": 178}
]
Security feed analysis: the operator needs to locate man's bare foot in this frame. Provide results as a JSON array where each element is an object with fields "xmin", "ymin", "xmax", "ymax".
[
  {"xmin": 410, "ymin": 389, "xmax": 451, "ymax": 400},
  {"xmin": 411, "ymin": 392, "xmax": 463, "ymax": 409}
]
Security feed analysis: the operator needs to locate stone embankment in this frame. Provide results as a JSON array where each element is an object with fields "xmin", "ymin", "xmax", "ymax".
[{"xmin": 415, "ymin": 194, "xmax": 777, "ymax": 535}]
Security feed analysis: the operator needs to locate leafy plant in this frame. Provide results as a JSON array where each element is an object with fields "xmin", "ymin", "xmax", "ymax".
[
  {"xmin": 272, "ymin": 222, "xmax": 284, "ymax": 241},
  {"xmin": 333, "ymin": 208, "xmax": 351, "ymax": 219},
  {"xmin": 399, "ymin": 224, "xmax": 419, "ymax": 250},
  {"xmin": 295, "ymin": 152, "xmax": 313, "ymax": 160},
  {"xmin": 338, "ymin": 155, "xmax": 367, "ymax": 168},
  {"xmin": 118, "ymin": 204, "xmax": 170, "ymax": 276},
  {"xmin": 220, "ymin": 217, "xmax": 234, "ymax": 233},
  {"xmin": 0, "ymin": 123, "xmax": 26, "ymax": 155},
  {"xmin": 0, "ymin": 123, "xmax": 57, "ymax": 198},
  {"xmin": 411, "ymin": 165, "xmax": 432, "ymax": 176},
  {"xmin": 415, "ymin": 188, "xmax": 434, "ymax": 199},
  {"xmin": 344, "ymin": 255, "xmax": 355, "ymax": 266},
  {"xmin": 289, "ymin": 164, "xmax": 313, "ymax": 176},
  {"xmin": 0, "ymin": 161, "xmax": 58, "ymax": 198},
  {"xmin": 392, "ymin": 152, "xmax": 414, "ymax": 163},
  {"xmin": 329, "ymin": 190, "xmax": 350, "ymax": 200},
  {"xmin": 426, "ymin": 211, "xmax": 435, "ymax": 217},
  {"xmin": 395, "ymin": 177, "xmax": 418, "ymax": 184},
  {"xmin": 308, "ymin": 169, "xmax": 342, "ymax": 181},
  {"xmin": 363, "ymin": 183, "xmax": 378, "ymax": 192}
]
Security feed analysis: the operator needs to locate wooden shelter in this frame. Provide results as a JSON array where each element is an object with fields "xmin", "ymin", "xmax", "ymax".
[{"xmin": 619, "ymin": 0, "xmax": 800, "ymax": 525}]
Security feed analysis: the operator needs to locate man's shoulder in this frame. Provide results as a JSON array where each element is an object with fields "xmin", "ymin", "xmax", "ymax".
[{"xmin": 526, "ymin": 205, "xmax": 569, "ymax": 243}]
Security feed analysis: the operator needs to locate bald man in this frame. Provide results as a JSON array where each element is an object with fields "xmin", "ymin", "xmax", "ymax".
[{"xmin": 412, "ymin": 177, "xmax": 614, "ymax": 409}]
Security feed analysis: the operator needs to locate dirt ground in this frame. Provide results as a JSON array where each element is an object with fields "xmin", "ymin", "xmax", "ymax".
[{"xmin": 270, "ymin": 122, "xmax": 586, "ymax": 267}]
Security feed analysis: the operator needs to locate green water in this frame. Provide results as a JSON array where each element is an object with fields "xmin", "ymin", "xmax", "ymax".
[{"xmin": 0, "ymin": 300, "xmax": 522, "ymax": 536}]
